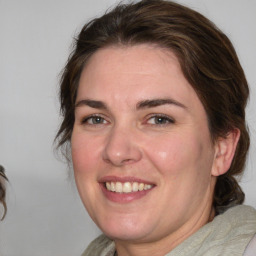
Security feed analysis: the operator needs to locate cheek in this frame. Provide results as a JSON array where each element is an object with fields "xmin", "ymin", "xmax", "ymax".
[
  {"xmin": 71, "ymin": 132, "xmax": 101, "ymax": 176},
  {"xmin": 71, "ymin": 132, "xmax": 103, "ymax": 215},
  {"xmin": 146, "ymin": 135, "xmax": 199, "ymax": 172},
  {"xmin": 147, "ymin": 133, "xmax": 215, "ymax": 211},
  {"xmin": 145, "ymin": 131, "xmax": 213, "ymax": 181}
]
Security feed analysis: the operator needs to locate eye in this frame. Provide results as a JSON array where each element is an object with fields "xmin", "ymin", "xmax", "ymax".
[
  {"xmin": 81, "ymin": 115, "xmax": 108, "ymax": 125},
  {"xmin": 146, "ymin": 114, "xmax": 175, "ymax": 125}
]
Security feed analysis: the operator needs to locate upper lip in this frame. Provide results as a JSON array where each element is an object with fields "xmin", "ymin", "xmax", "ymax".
[{"xmin": 98, "ymin": 176, "xmax": 155, "ymax": 185}]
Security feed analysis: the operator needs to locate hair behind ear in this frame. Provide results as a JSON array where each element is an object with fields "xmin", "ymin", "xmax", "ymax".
[{"xmin": 214, "ymin": 175, "xmax": 244, "ymax": 214}]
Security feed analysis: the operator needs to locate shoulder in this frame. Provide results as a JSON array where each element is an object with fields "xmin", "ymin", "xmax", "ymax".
[
  {"xmin": 222, "ymin": 204, "xmax": 256, "ymax": 220},
  {"xmin": 203, "ymin": 205, "xmax": 256, "ymax": 255},
  {"xmin": 81, "ymin": 234, "xmax": 115, "ymax": 256},
  {"xmin": 212, "ymin": 205, "xmax": 256, "ymax": 245},
  {"xmin": 215, "ymin": 204, "xmax": 256, "ymax": 230},
  {"xmin": 167, "ymin": 205, "xmax": 256, "ymax": 256}
]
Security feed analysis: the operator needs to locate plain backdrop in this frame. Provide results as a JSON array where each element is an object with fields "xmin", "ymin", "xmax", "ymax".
[{"xmin": 0, "ymin": 0, "xmax": 255, "ymax": 255}]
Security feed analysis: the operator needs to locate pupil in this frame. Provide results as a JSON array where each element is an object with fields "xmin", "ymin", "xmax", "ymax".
[
  {"xmin": 156, "ymin": 117, "xmax": 164, "ymax": 124},
  {"xmin": 94, "ymin": 117, "xmax": 102, "ymax": 123}
]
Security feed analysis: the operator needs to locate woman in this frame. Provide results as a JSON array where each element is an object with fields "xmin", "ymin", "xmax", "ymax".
[
  {"xmin": 0, "ymin": 165, "xmax": 7, "ymax": 220},
  {"xmin": 56, "ymin": 0, "xmax": 256, "ymax": 255}
]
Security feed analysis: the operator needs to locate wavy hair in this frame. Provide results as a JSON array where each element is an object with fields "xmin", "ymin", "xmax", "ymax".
[{"xmin": 0, "ymin": 165, "xmax": 8, "ymax": 220}]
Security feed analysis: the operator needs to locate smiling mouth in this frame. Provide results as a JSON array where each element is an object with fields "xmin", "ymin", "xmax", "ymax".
[{"xmin": 105, "ymin": 181, "xmax": 153, "ymax": 193}]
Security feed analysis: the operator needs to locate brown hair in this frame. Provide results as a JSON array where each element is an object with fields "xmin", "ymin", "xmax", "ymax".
[
  {"xmin": 0, "ymin": 165, "xmax": 8, "ymax": 220},
  {"xmin": 56, "ymin": 0, "xmax": 249, "ymax": 213}
]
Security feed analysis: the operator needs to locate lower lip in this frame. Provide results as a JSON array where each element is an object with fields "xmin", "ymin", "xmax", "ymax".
[{"xmin": 100, "ymin": 183, "xmax": 154, "ymax": 203}]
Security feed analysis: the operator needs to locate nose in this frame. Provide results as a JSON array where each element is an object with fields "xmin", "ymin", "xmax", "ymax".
[{"xmin": 102, "ymin": 126, "xmax": 142, "ymax": 166}]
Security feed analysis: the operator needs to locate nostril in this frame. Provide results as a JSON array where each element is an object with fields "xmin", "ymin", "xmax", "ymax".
[
  {"xmin": 103, "ymin": 156, "xmax": 134, "ymax": 166},
  {"xmin": 121, "ymin": 158, "xmax": 134, "ymax": 164},
  {"xmin": 103, "ymin": 158, "xmax": 111, "ymax": 164}
]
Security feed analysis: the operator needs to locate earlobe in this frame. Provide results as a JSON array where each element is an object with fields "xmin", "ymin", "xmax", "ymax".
[{"xmin": 211, "ymin": 129, "xmax": 240, "ymax": 177}]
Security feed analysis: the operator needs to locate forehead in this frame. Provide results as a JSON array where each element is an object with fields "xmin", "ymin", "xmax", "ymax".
[{"xmin": 77, "ymin": 44, "xmax": 200, "ymax": 109}]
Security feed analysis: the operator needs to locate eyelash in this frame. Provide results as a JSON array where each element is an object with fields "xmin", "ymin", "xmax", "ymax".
[
  {"xmin": 81, "ymin": 114, "xmax": 175, "ymax": 126},
  {"xmin": 81, "ymin": 115, "xmax": 108, "ymax": 125},
  {"xmin": 146, "ymin": 114, "xmax": 175, "ymax": 126}
]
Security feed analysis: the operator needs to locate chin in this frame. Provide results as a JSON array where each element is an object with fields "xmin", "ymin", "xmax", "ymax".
[{"xmin": 96, "ymin": 214, "xmax": 154, "ymax": 242}]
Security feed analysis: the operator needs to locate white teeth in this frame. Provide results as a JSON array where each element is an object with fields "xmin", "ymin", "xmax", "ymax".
[
  {"xmin": 115, "ymin": 182, "xmax": 122, "ymax": 193},
  {"xmin": 110, "ymin": 182, "xmax": 115, "ymax": 192},
  {"xmin": 144, "ymin": 184, "xmax": 152, "ymax": 190},
  {"xmin": 106, "ymin": 182, "xmax": 111, "ymax": 191},
  {"xmin": 123, "ymin": 182, "xmax": 132, "ymax": 193},
  {"xmin": 138, "ymin": 183, "xmax": 144, "ymax": 191},
  {"xmin": 132, "ymin": 182, "xmax": 139, "ymax": 192},
  {"xmin": 105, "ymin": 181, "xmax": 153, "ymax": 193}
]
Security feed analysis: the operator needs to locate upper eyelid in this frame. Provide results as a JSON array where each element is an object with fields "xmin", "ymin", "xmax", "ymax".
[
  {"xmin": 146, "ymin": 113, "xmax": 175, "ymax": 120},
  {"xmin": 81, "ymin": 114, "xmax": 108, "ymax": 122},
  {"xmin": 77, "ymin": 111, "xmax": 107, "ymax": 119},
  {"xmin": 144, "ymin": 114, "xmax": 176, "ymax": 125}
]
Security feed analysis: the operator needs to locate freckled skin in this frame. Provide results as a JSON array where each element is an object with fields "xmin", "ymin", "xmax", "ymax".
[{"xmin": 71, "ymin": 45, "xmax": 219, "ymax": 255}]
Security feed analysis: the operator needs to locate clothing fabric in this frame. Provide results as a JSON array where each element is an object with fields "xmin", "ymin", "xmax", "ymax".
[
  {"xmin": 82, "ymin": 205, "xmax": 256, "ymax": 256},
  {"xmin": 243, "ymin": 234, "xmax": 256, "ymax": 256}
]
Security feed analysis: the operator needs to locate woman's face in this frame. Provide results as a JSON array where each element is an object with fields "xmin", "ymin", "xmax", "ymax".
[{"xmin": 71, "ymin": 45, "xmax": 218, "ymax": 244}]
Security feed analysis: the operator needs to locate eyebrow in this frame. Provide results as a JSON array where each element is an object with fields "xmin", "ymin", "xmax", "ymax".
[
  {"xmin": 136, "ymin": 98, "xmax": 187, "ymax": 110},
  {"xmin": 75, "ymin": 99, "xmax": 107, "ymax": 109},
  {"xmin": 75, "ymin": 98, "xmax": 187, "ymax": 110}
]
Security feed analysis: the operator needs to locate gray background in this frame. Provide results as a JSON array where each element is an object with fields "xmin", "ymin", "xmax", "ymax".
[{"xmin": 0, "ymin": 0, "xmax": 255, "ymax": 255}]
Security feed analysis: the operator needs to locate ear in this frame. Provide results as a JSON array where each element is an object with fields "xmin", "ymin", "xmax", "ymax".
[{"xmin": 211, "ymin": 128, "xmax": 240, "ymax": 177}]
